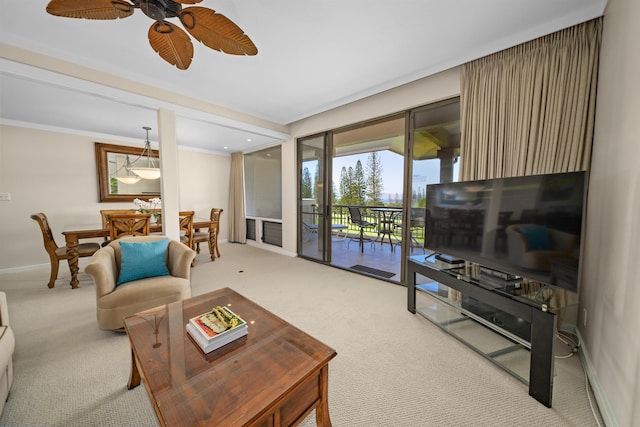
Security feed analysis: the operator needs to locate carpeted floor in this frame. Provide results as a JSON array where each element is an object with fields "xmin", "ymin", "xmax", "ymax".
[{"xmin": 0, "ymin": 243, "xmax": 603, "ymax": 426}]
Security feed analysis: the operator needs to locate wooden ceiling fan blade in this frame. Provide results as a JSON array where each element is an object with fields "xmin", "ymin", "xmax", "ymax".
[
  {"xmin": 179, "ymin": 7, "xmax": 258, "ymax": 56},
  {"xmin": 171, "ymin": 0, "xmax": 203, "ymax": 4},
  {"xmin": 46, "ymin": 0, "xmax": 134, "ymax": 20},
  {"xmin": 148, "ymin": 22, "xmax": 194, "ymax": 70}
]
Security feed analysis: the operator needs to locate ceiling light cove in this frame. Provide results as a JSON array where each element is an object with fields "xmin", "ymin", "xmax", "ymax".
[{"xmin": 45, "ymin": 0, "xmax": 258, "ymax": 70}]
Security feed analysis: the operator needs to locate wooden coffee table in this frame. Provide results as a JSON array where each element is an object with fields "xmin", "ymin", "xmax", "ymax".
[{"xmin": 123, "ymin": 287, "xmax": 337, "ymax": 426}]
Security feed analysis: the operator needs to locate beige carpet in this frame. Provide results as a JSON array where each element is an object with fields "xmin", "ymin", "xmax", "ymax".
[{"xmin": 0, "ymin": 243, "xmax": 603, "ymax": 426}]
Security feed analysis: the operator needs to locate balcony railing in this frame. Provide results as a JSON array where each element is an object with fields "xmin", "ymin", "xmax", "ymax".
[{"xmin": 301, "ymin": 203, "xmax": 425, "ymax": 246}]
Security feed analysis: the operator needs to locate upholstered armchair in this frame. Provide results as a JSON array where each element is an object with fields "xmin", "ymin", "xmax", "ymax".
[
  {"xmin": 85, "ymin": 236, "xmax": 196, "ymax": 331},
  {"xmin": 506, "ymin": 224, "xmax": 578, "ymax": 271}
]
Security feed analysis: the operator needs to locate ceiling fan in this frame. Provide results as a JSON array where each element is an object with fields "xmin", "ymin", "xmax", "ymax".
[{"xmin": 45, "ymin": 0, "xmax": 257, "ymax": 70}]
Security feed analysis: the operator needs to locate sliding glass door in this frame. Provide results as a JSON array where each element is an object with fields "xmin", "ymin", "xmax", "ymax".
[
  {"xmin": 296, "ymin": 98, "xmax": 461, "ymax": 285},
  {"xmin": 330, "ymin": 114, "xmax": 407, "ymax": 281},
  {"xmin": 298, "ymin": 134, "xmax": 330, "ymax": 262},
  {"xmin": 408, "ymin": 99, "xmax": 461, "ymax": 256}
]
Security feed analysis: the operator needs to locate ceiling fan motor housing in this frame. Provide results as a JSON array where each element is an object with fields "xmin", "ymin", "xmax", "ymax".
[{"xmin": 139, "ymin": 0, "xmax": 181, "ymax": 21}]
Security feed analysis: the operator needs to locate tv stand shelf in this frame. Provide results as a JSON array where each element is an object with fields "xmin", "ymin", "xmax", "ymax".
[{"xmin": 407, "ymin": 255, "xmax": 557, "ymax": 407}]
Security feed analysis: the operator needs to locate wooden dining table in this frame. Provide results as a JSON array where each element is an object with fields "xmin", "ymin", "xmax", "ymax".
[{"xmin": 62, "ymin": 217, "xmax": 212, "ymax": 289}]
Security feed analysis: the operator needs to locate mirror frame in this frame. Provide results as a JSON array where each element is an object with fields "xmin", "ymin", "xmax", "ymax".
[{"xmin": 95, "ymin": 142, "xmax": 161, "ymax": 202}]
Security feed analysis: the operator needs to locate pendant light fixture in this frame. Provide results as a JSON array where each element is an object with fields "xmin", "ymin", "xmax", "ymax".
[
  {"xmin": 129, "ymin": 126, "xmax": 161, "ymax": 180},
  {"xmin": 113, "ymin": 155, "xmax": 142, "ymax": 184}
]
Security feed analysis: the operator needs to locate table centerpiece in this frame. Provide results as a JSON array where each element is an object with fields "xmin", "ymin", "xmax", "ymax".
[{"xmin": 133, "ymin": 197, "xmax": 162, "ymax": 224}]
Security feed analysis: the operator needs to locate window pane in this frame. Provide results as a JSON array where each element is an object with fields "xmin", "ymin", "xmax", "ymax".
[
  {"xmin": 333, "ymin": 116, "xmax": 405, "ymax": 206},
  {"xmin": 410, "ymin": 99, "xmax": 461, "ymax": 248},
  {"xmin": 245, "ymin": 146, "xmax": 282, "ymax": 219}
]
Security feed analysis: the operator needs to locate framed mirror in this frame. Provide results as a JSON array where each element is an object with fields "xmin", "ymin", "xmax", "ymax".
[{"xmin": 95, "ymin": 142, "xmax": 161, "ymax": 202}]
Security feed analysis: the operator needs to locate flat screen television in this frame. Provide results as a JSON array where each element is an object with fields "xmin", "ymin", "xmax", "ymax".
[{"xmin": 424, "ymin": 171, "xmax": 587, "ymax": 292}]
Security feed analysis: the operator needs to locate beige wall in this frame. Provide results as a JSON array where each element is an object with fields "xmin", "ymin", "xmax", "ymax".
[
  {"xmin": 581, "ymin": 0, "xmax": 640, "ymax": 426},
  {"xmin": 176, "ymin": 148, "xmax": 230, "ymax": 239},
  {"xmin": 290, "ymin": 67, "xmax": 461, "ymax": 137},
  {"xmin": 0, "ymin": 125, "xmax": 230, "ymax": 271}
]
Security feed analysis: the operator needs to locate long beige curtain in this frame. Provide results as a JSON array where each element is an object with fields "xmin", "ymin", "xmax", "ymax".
[
  {"xmin": 228, "ymin": 152, "xmax": 246, "ymax": 243},
  {"xmin": 459, "ymin": 18, "xmax": 602, "ymax": 182},
  {"xmin": 454, "ymin": 18, "xmax": 602, "ymax": 309}
]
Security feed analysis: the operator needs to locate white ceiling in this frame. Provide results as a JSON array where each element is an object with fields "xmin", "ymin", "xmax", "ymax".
[{"xmin": 0, "ymin": 0, "xmax": 606, "ymax": 154}]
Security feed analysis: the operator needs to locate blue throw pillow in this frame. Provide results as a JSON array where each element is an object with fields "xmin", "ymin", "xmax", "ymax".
[
  {"xmin": 518, "ymin": 226, "xmax": 551, "ymax": 250},
  {"xmin": 117, "ymin": 239, "xmax": 170, "ymax": 285}
]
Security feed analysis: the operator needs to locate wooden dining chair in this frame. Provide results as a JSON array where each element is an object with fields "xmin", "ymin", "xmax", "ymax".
[
  {"xmin": 108, "ymin": 213, "xmax": 151, "ymax": 241},
  {"xmin": 30, "ymin": 212, "xmax": 101, "ymax": 288},
  {"xmin": 100, "ymin": 209, "xmax": 134, "ymax": 246},
  {"xmin": 100, "ymin": 209, "xmax": 134, "ymax": 229},
  {"xmin": 192, "ymin": 208, "xmax": 223, "ymax": 261},
  {"xmin": 179, "ymin": 211, "xmax": 195, "ymax": 249}
]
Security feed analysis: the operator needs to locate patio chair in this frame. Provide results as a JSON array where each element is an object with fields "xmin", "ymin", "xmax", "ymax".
[
  {"xmin": 303, "ymin": 222, "xmax": 348, "ymax": 242},
  {"xmin": 302, "ymin": 222, "xmax": 319, "ymax": 241},
  {"xmin": 374, "ymin": 208, "xmax": 400, "ymax": 252},
  {"xmin": 347, "ymin": 206, "xmax": 375, "ymax": 253},
  {"xmin": 400, "ymin": 207, "xmax": 425, "ymax": 253}
]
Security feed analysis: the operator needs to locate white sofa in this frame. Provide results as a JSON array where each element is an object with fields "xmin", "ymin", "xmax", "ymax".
[{"xmin": 0, "ymin": 292, "xmax": 15, "ymax": 416}]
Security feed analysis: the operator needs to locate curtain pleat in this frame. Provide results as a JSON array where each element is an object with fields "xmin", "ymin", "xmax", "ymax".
[
  {"xmin": 454, "ymin": 18, "xmax": 602, "ymax": 307},
  {"xmin": 460, "ymin": 18, "xmax": 601, "ymax": 181},
  {"xmin": 228, "ymin": 152, "xmax": 246, "ymax": 243}
]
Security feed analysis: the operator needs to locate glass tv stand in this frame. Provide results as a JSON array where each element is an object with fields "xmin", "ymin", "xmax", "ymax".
[{"xmin": 407, "ymin": 254, "xmax": 561, "ymax": 407}]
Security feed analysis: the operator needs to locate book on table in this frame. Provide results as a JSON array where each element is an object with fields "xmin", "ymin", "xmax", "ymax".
[{"xmin": 187, "ymin": 306, "xmax": 248, "ymax": 353}]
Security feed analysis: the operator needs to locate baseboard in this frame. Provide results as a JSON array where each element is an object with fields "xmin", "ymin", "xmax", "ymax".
[
  {"xmin": 245, "ymin": 240, "xmax": 296, "ymax": 257},
  {"xmin": 0, "ymin": 258, "xmax": 96, "ymax": 276},
  {"xmin": 0, "ymin": 263, "xmax": 49, "ymax": 275},
  {"xmin": 576, "ymin": 328, "xmax": 619, "ymax": 427}
]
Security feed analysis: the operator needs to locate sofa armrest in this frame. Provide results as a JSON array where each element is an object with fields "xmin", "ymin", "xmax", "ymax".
[
  {"xmin": 0, "ymin": 292, "xmax": 9, "ymax": 328},
  {"xmin": 85, "ymin": 247, "xmax": 118, "ymax": 298},
  {"xmin": 167, "ymin": 240, "xmax": 196, "ymax": 279}
]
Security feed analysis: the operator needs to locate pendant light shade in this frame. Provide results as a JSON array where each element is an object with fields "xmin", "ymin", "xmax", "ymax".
[
  {"xmin": 115, "ymin": 175, "xmax": 143, "ymax": 184},
  {"xmin": 129, "ymin": 126, "xmax": 161, "ymax": 180},
  {"xmin": 130, "ymin": 167, "xmax": 161, "ymax": 180},
  {"xmin": 114, "ymin": 154, "xmax": 143, "ymax": 184}
]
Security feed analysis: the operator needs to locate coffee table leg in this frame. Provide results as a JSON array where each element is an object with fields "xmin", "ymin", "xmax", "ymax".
[
  {"xmin": 315, "ymin": 365, "xmax": 332, "ymax": 427},
  {"xmin": 127, "ymin": 348, "xmax": 141, "ymax": 389}
]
